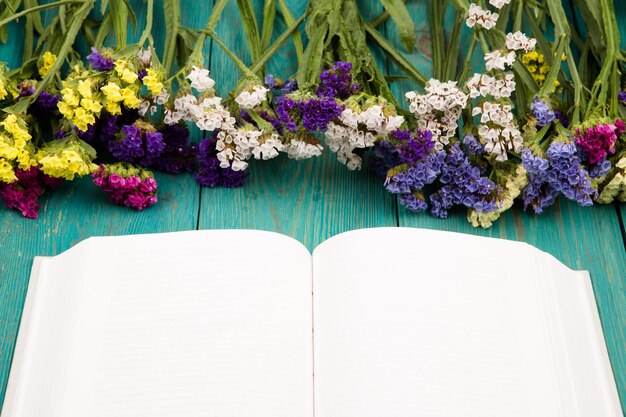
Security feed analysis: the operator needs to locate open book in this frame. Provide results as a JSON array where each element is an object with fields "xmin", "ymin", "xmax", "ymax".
[{"xmin": 1, "ymin": 228, "xmax": 622, "ymax": 417}]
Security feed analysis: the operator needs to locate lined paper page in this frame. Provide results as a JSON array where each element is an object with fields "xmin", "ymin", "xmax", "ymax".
[
  {"xmin": 312, "ymin": 228, "xmax": 563, "ymax": 417},
  {"xmin": 5, "ymin": 230, "xmax": 313, "ymax": 417}
]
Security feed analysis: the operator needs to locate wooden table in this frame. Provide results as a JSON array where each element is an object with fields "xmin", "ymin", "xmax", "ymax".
[{"xmin": 1, "ymin": 0, "xmax": 625, "ymax": 412}]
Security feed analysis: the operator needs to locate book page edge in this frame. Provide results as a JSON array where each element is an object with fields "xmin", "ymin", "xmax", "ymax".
[
  {"xmin": 579, "ymin": 271, "xmax": 625, "ymax": 416},
  {"xmin": 1, "ymin": 256, "xmax": 50, "ymax": 417}
]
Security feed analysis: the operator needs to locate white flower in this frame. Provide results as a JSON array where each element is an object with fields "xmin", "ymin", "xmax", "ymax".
[
  {"xmin": 155, "ymin": 89, "xmax": 170, "ymax": 105},
  {"xmin": 285, "ymin": 139, "xmax": 323, "ymax": 160},
  {"xmin": 251, "ymin": 133, "xmax": 284, "ymax": 160},
  {"xmin": 466, "ymin": 73, "xmax": 515, "ymax": 99},
  {"xmin": 472, "ymin": 101, "xmax": 523, "ymax": 161},
  {"xmin": 163, "ymin": 109, "xmax": 183, "ymax": 125},
  {"xmin": 489, "ymin": 0, "xmax": 511, "ymax": 9},
  {"xmin": 466, "ymin": 3, "xmax": 499, "ymax": 30},
  {"xmin": 138, "ymin": 100, "xmax": 150, "ymax": 116},
  {"xmin": 485, "ymin": 50, "xmax": 516, "ymax": 71},
  {"xmin": 505, "ymin": 31, "xmax": 537, "ymax": 53},
  {"xmin": 187, "ymin": 66, "xmax": 215, "ymax": 92},
  {"xmin": 136, "ymin": 47, "xmax": 152, "ymax": 65},
  {"xmin": 234, "ymin": 85, "xmax": 269, "ymax": 109},
  {"xmin": 406, "ymin": 79, "xmax": 468, "ymax": 149},
  {"xmin": 324, "ymin": 121, "xmax": 376, "ymax": 170}
]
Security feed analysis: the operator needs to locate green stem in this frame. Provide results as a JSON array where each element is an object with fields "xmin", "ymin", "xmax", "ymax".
[
  {"xmin": 0, "ymin": 0, "xmax": 83, "ymax": 30},
  {"xmin": 138, "ymin": 0, "xmax": 153, "ymax": 46},
  {"xmin": 202, "ymin": 29, "xmax": 256, "ymax": 79}
]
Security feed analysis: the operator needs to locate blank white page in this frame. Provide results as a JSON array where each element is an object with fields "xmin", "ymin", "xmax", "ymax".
[
  {"xmin": 312, "ymin": 228, "xmax": 569, "ymax": 417},
  {"xmin": 3, "ymin": 230, "xmax": 313, "ymax": 417}
]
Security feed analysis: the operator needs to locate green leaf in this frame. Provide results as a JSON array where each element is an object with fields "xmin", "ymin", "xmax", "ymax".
[
  {"xmin": 162, "ymin": 0, "xmax": 181, "ymax": 73},
  {"xmin": 364, "ymin": 21, "xmax": 427, "ymax": 88},
  {"xmin": 380, "ymin": 0, "xmax": 416, "ymax": 53},
  {"xmin": 430, "ymin": 0, "xmax": 447, "ymax": 79},
  {"xmin": 250, "ymin": 10, "xmax": 306, "ymax": 74},
  {"xmin": 538, "ymin": 35, "xmax": 567, "ymax": 97},
  {"xmin": 260, "ymin": 0, "xmax": 275, "ymax": 50},
  {"xmin": 296, "ymin": 20, "xmax": 328, "ymax": 88},
  {"xmin": 191, "ymin": 0, "xmax": 229, "ymax": 59},
  {"xmin": 94, "ymin": 14, "xmax": 112, "ymax": 48},
  {"xmin": 24, "ymin": 0, "xmax": 44, "ymax": 33},
  {"xmin": 276, "ymin": 0, "xmax": 303, "ymax": 65},
  {"xmin": 0, "ymin": 0, "xmax": 23, "ymax": 43},
  {"xmin": 444, "ymin": 10, "xmax": 463, "ymax": 82},
  {"xmin": 236, "ymin": 0, "xmax": 262, "ymax": 62},
  {"xmin": 109, "ymin": 0, "xmax": 129, "ymax": 46},
  {"xmin": 138, "ymin": 0, "xmax": 154, "ymax": 46}
]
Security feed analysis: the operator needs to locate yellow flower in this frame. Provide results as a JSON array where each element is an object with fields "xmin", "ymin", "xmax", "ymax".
[
  {"xmin": 101, "ymin": 82, "xmax": 123, "ymax": 102},
  {"xmin": 72, "ymin": 107, "xmax": 96, "ymax": 132},
  {"xmin": 120, "ymin": 87, "xmax": 142, "ymax": 108},
  {"xmin": 106, "ymin": 101, "xmax": 122, "ymax": 115},
  {"xmin": 57, "ymin": 101, "xmax": 74, "ymax": 119},
  {"xmin": 36, "ymin": 142, "xmax": 97, "ymax": 180},
  {"xmin": 80, "ymin": 98, "xmax": 103, "ymax": 114},
  {"xmin": 143, "ymin": 69, "xmax": 164, "ymax": 96},
  {"xmin": 77, "ymin": 79, "xmax": 93, "ymax": 98},
  {"xmin": 0, "ymin": 139, "xmax": 18, "ymax": 160},
  {"xmin": 0, "ymin": 159, "xmax": 17, "ymax": 183},
  {"xmin": 114, "ymin": 60, "xmax": 138, "ymax": 84},
  {"xmin": 0, "ymin": 79, "xmax": 7, "ymax": 101},
  {"xmin": 38, "ymin": 51, "xmax": 57, "ymax": 78},
  {"xmin": 1, "ymin": 114, "xmax": 31, "ymax": 143},
  {"xmin": 61, "ymin": 87, "xmax": 80, "ymax": 107}
]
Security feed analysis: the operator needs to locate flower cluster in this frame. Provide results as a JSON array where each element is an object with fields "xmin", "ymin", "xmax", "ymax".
[
  {"xmin": 35, "ymin": 136, "xmax": 97, "ymax": 180},
  {"xmin": 463, "ymin": 2, "xmax": 533, "ymax": 162},
  {"xmin": 92, "ymin": 163, "xmax": 158, "ymax": 210},
  {"xmin": 574, "ymin": 119, "xmax": 624, "ymax": 165},
  {"xmin": 521, "ymin": 51, "xmax": 561, "ymax": 90},
  {"xmin": 108, "ymin": 121, "xmax": 165, "ymax": 167},
  {"xmin": 0, "ymin": 167, "xmax": 63, "ymax": 218},
  {"xmin": 0, "ymin": 114, "xmax": 37, "ymax": 183},
  {"xmin": 405, "ymin": 80, "xmax": 468, "ymax": 149},
  {"xmin": 522, "ymin": 142, "xmax": 596, "ymax": 213}
]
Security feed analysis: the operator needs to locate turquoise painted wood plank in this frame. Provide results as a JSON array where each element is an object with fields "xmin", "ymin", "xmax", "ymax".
[
  {"xmin": 0, "ymin": 173, "xmax": 200, "ymax": 404},
  {"xmin": 199, "ymin": 0, "xmax": 397, "ymax": 251},
  {"xmin": 397, "ymin": 199, "xmax": 626, "ymax": 412}
]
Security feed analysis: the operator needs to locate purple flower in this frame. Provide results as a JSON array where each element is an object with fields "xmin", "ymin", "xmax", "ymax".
[
  {"xmin": 399, "ymin": 193, "xmax": 428, "ymax": 212},
  {"xmin": 91, "ymin": 163, "xmax": 158, "ymax": 211},
  {"xmin": 142, "ymin": 131, "xmax": 166, "ymax": 165},
  {"xmin": 194, "ymin": 138, "xmax": 248, "ymax": 188},
  {"xmin": 0, "ymin": 167, "xmax": 63, "ymax": 219},
  {"xmin": 33, "ymin": 91, "xmax": 61, "ymax": 111},
  {"xmin": 428, "ymin": 144, "xmax": 500, "ymax": 218},
  {"xmin": 369, "ymin": 140, "xmax": 402, "ymax": 178},
  {"xmin": 265, "ymin": 74, "xmax": 277, "ymax": 89},
  {"xmin": 546, "ymin": 142, "xmax": 596, "ymax": 206},
  {"xmin": 276, "ymin": 97, "xmax": 298, "ymax": 131},
  {"xmin": 317, "ymin": 61, "xmax": 361, "ymax": 99},
  {"xmin": 152, "ymin": 124, "xmax": 196, "ymax": 174},
  {"xmin": 619, "ymin": 91, "xmax": 626, "ymax": 103},
  {"xmin": 574, "ymin": 120, "xmax": 624, "ymax": 165},
  {"xmin": 393, "ymin": 129, "xmax": 434, "ymax": 164},
  {"xmin": 462, "ymin": 134, "xmax": 485, "ymax": 156},
  {"xmin": 530, "ymin": 97, "xmax": 556, "ymax": 128},
  {"xmin": 298, "ymin": 97, "xmax": 343, "ymax": 132},
  {"xmin": 109, "ymin": 125, "xmax": 145, "ymax": 162},
  {"xmin": 86, "ymin": 47, "xmax": 114, "ymax": 71},
  {"xmin": 138, "ymin": 69, "xmax": 147, "ymax": 81}
]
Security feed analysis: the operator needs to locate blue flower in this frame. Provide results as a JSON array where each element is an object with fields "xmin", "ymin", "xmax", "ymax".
[{"xmin": 530, "ymin": 98, "xmax": 556, "ymax": 128}]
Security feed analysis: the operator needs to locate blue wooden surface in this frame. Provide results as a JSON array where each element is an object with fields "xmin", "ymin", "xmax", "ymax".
[{"xmin": 0, "ymin": 0, "xmax": 625, "ymax": 412}]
